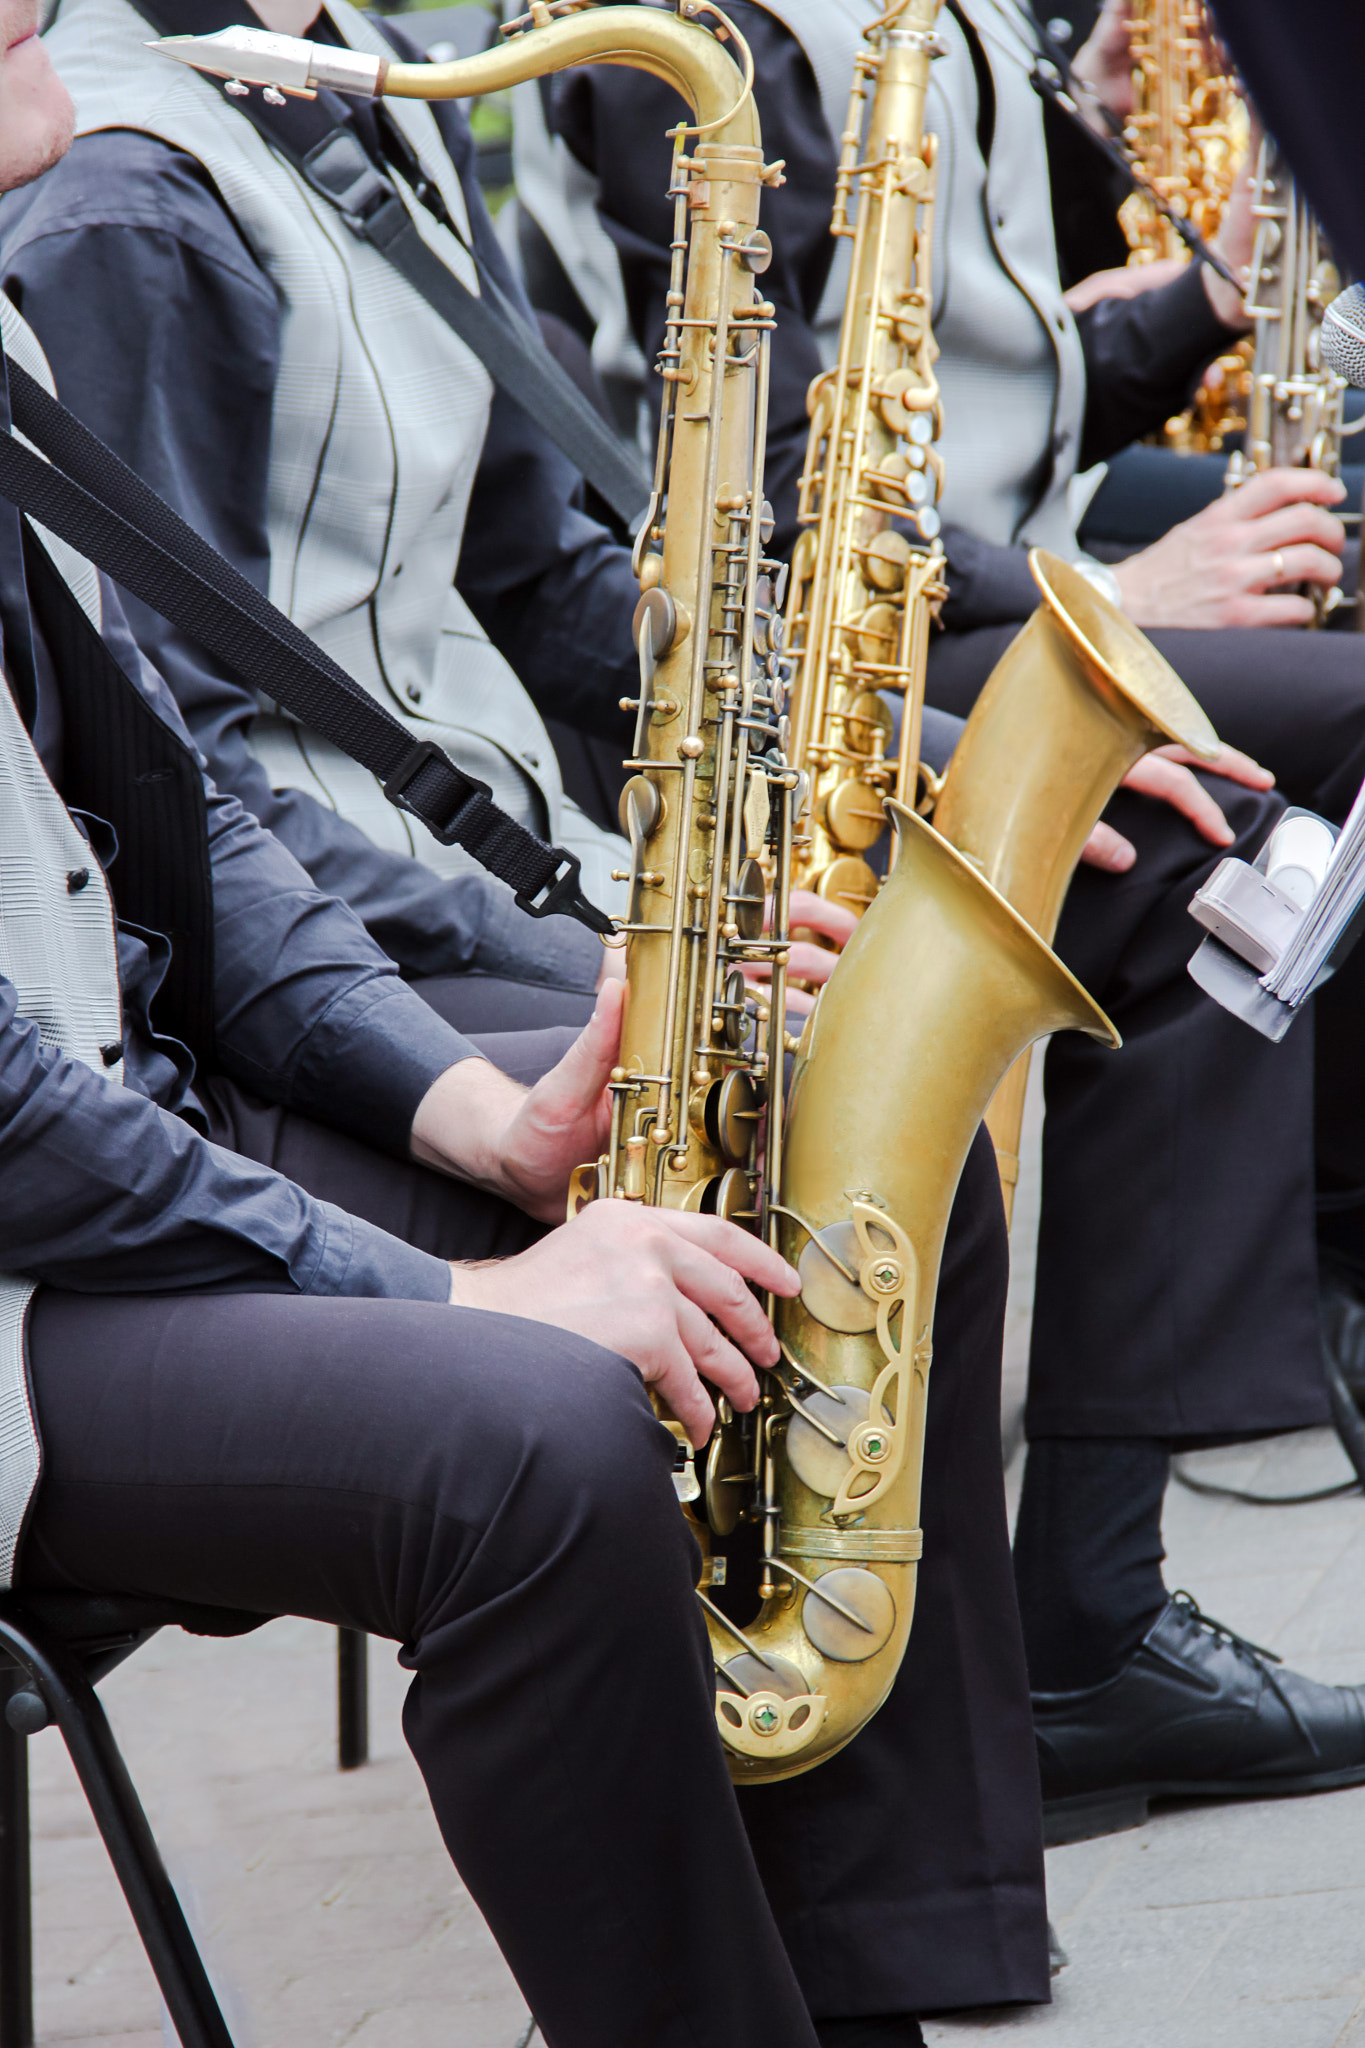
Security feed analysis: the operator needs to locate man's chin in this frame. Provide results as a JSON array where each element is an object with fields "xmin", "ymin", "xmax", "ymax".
[{"xmin": 0, "ymin": 93, "xmax": 75, "ymax": 193}]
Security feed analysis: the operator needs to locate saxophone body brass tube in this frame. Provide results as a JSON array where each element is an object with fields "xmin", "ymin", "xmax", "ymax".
[
  {"xmin": 786, "ymin": 0, "xmax": 947, "ymax": 918},
  {"xmin": 933, "ymin": 551, "xmax": 1218, "ymax": 1217}
]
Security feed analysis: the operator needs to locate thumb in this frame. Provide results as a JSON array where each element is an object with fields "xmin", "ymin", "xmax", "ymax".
[{"xmin": 527, "ymin": 974, "xmax": 626, "ymax": 1127}]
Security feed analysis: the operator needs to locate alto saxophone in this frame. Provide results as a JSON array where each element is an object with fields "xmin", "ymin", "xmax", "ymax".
[
  {"xmin": 783, "ymin": 0, "xmax": 1220, "ymax": 1227},
  {"xmin": 1121, "ymin": 0, "xmax": 1246, "ymax": 263},
  {"xmin": 1120, "ymin": 0, "xmax": 1249, "ymax": 453},
  {"xmin": 165, "ymin": 0, "xmax": 1112, "ymax": 1781},
  {"xmin": 1224, "ymin": 138, "xmax": 1357, "ymax": 625},
  {"xmin": 785, "ymin": 0, "xmax": 947, "ymax": 919}
]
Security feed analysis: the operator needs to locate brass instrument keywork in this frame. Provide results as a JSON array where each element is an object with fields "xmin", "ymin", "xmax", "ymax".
[
  {"xmin": 1224, "ymin": 139, "xmax": 1359, "ymax": 625},
  {"xmin": 785, "ymin": 0, "xmax": 946, "ymax": 920},
  {"xmin": 1120, "ymin": 0, "xmax": 1250, "ymax": 453}
]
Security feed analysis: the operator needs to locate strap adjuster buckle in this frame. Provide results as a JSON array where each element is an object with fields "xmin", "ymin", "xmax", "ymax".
[
  {"xmin": 383, "ymin": 738, "xmax": 488, "ymax": 844},
  {"xmin": 516, "ymin": 851, "xmax": 615, "ymax": 937},
  {"xmin": 301, "ymin": 130, "xmax": 402, "ymax": 242}
]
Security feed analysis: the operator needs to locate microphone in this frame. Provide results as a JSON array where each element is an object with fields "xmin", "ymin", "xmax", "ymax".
[{"xmin": 1321, "ymin": 282, "xmax": 1365, "ymax": 388}]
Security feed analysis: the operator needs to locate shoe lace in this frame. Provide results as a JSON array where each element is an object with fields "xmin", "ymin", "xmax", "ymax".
[{"xmin": 1169, "ymin": 1591, "xmax": 1320, "ymax": 1755}]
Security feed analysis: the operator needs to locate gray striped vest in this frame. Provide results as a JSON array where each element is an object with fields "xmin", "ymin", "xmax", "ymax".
[{"xmin": 46, "ymin": 0, "xmax": 626, "ymax": 907}]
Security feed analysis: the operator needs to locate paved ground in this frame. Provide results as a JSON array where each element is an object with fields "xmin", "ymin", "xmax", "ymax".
[
  {"xmin": 22, "ymin": 1065, "xmax": 1365, "ymax": 2044},
  {"xmin": 928, "ymin": 1426, "xmax": 1365, "ymax": 2048}
]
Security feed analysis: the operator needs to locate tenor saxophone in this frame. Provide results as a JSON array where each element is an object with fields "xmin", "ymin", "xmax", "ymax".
[
  {"xmin": 163, "ymin": 0, "xmax": 1114, "ymax": 1781},
  {"xmin": 785, "ymin": 0, "xmax": 948, "ymax": 919},
  {"xmin": 1120, "ymin": 0, "xmax": 1250, "ymax": 453},
  {"xmin": 781, "ymin": 1, "xmax": 1219, "ymax": 1226}
]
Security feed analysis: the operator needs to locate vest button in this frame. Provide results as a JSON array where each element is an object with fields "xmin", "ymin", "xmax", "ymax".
[
  {"xmin": 100, "ymin": 1041, "xmax": 124, "ymax": 1068},
  {"xmin": 66, "ymin": 868, "xmax": 90, "ymax": 894}
]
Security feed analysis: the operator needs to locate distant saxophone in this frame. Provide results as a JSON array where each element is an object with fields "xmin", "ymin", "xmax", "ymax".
[{"xmin": 783, "ymin": 0, "xmax": 1220, "ymax": 1226}]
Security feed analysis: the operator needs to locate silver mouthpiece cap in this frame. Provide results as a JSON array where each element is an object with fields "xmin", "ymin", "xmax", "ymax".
[
  {"xmin": 149, "ymin": 26, "xmax": 384, "ymax": 100},
  {"xmin": 1321, "ymin": 282, "xmax": 1365, "ymax": 391}
]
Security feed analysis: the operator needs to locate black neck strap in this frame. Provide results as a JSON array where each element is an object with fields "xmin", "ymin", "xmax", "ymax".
[{"xmin": 0, "ymin": 345, "xmax": 613, "ymax": 935}]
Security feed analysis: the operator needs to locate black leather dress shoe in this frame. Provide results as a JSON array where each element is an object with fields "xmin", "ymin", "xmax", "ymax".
[
  {"xmin": 1036, "ymin": 1592, "xmax": 1365, "ymax": 1844},
  {"xmin": 815, "ymin": 2018, "xmax": 925, "ymax": 2047}
]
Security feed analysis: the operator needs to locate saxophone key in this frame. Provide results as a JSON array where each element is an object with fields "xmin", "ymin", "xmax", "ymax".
[
  {"xmin": 821, "ymin": 776, "xmax": 889, "ymax": 853},
  {"xmin": 701, "ymin": 1067, "xmax": 762, "ymax": 1163},
  {"xmin": 859, "ymin": 529, "xmax": 913, "ymax": 591},
  {"xmin": 786, "ymin": 1384, "xmax": 870, "ymax": 1500},
  {"xmin": 799, "ymin": 1567, "xmax": 896, "ymax": 1664},
  {"xmin": 704, "ymin": 1410, "xmax": 751, "ymax": 1536}
]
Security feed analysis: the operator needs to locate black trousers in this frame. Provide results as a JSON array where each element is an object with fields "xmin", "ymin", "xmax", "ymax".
[
  {"xmin": 17, "ymin": 1082, "xmax": 1044, "ymax": 2025},
  {"xmin": 925, "ymin": 640, "xmax": 1328, "ymax": 1444}
]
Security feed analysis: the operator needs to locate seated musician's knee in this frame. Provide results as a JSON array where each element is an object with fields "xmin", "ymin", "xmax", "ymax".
[{"xmin": 412, "ymin": 1317, "xmax": 690, "ymax": 1593}]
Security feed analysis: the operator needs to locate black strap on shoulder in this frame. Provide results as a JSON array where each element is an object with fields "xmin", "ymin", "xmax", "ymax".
[
  {"xmin": 0, "ymin": 356, "xmax": 614, "ymax": 936},
  {"xmin": 130, "ymin": 0, "xmax": 651, "ymax": 529}
]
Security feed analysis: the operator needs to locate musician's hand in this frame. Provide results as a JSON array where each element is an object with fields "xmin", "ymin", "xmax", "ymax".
[
  {"xmin": 1203, "ymin": 145, "xmax": 1259, "ymax": 329},
  {"xmin": 1065, "ymin": 256, "xmax": 1186, "ymax": 315},
  {"xmin": 744, "ymin": 889, "xmax": 858, "ymax": 1021},
  {"xmin": 1112, "ymin": 468, "xmax": 1347, "ymax": 629},
  {"xmin": 1071, "ymin": 0, "xmax": 1134, "ymax": 123},
  {"xmin": 597, "ymin": 940, "xmax": 628, "ymax": 987},
  {"xmin": 1079, "ymin": 742, "xmax": 1274, "ymax": 872},
  {"xmin": 447, "ymin": 1206, "xmax": 801, "ymax": 1446},
  {"xmin": 410, "ymin": 978, "xmax": 623, "ymax": 1221}
]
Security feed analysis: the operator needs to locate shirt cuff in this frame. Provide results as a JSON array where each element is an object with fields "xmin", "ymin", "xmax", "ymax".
[
  {"xmin": 304, "ymin": 1201, "xmax": 453, "ymax": 1301},
  {"xmin": 291, "ymin": 974, "xmax": 480, "ymax": 1154},
  {"xmin": 1144, "ymin": 261, "xmax": 1243, "ymax": 371}
]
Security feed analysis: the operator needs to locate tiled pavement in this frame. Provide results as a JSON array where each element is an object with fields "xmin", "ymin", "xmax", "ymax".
[
  {"xmin": 22, "ymin": 1069, "xmax": 1365, "ymax": 2044},
  {"xmin": 927, "ymin": 1426, "xmax": 1365, "ymax": 2048}
]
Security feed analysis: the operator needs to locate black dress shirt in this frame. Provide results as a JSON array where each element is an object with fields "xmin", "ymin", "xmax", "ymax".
[
  {"xmin": 0, "ymin": 30, "xmax": 635, "ymax": 993},
  {"xmin": 0, "ymin": 558, "xmax": 462, "ymax": 1304}
]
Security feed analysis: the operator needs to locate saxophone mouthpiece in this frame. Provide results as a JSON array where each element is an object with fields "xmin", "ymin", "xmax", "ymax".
[{"xmin": 148, "ymin": 26, "xmax": 386, "ymax": 101}]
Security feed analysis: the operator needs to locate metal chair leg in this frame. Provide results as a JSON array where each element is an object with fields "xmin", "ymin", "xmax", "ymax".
[
  {"xmin": 0, "ymin": 1674, "xmax": 32, "ymax": 2048},
  {"xmin": 0, "ymin": 1616, "xmax": 233, "ymax": 2048},
  {"xmin": 336, "ymin": 1629, "xmax": 368, "ymax": 1771}
]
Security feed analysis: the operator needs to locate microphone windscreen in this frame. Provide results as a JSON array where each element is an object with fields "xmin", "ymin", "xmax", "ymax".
[{"xmin": 1322, "ymin": 282, "xmax": 1365, "ymax": 388}]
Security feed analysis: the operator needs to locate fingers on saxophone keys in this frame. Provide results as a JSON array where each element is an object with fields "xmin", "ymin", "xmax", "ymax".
[
  {"xmin": 675, "ymin": 1299, "xmax": 758, "ymax": 1426},
  {"xmin": 670, "ymin": 1245, "xmax": 782, "ymax": 1375},
  {"xmin": 656, "ymin": 1211, "xmax": 801, "ymax": 1298},
  {"xmin": 651, "ymin": 1333, "xmax": 718, "ymax": 1450}
]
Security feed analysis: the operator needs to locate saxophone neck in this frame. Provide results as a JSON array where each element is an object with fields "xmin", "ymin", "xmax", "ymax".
[
  {"xmin": 385, "ymin": 3, "xmax": 759, "ymax": 146},
  {"xmin": 155, "ymin": 3, "xmax": 759, "ymax": 149}
]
